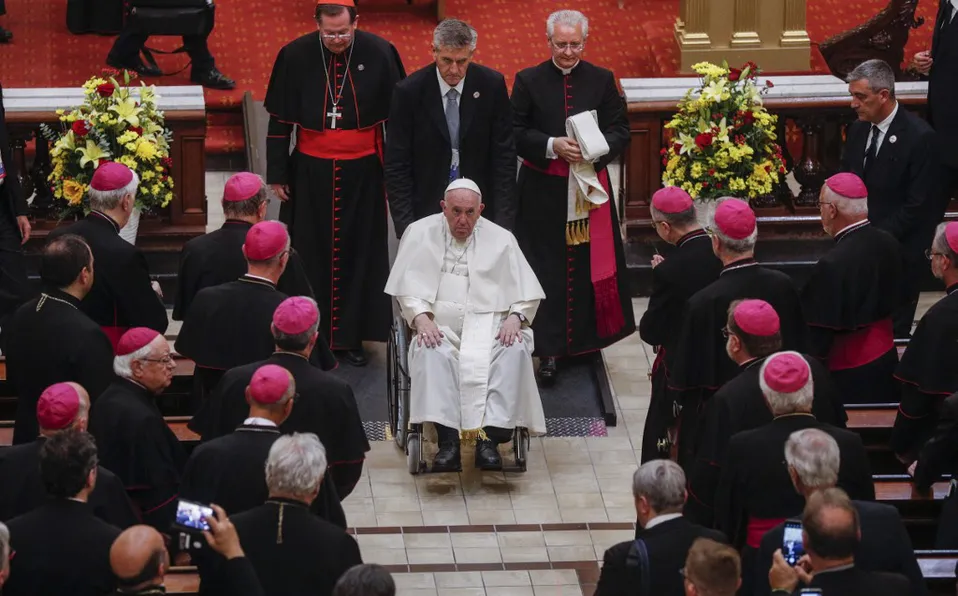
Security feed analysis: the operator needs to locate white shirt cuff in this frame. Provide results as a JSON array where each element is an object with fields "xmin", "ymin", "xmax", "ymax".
[{"xmin": 545, "ymin": 137, "xmax": 557, "ymax": 159}]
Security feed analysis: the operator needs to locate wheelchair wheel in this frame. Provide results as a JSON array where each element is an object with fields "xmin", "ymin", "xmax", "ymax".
[
  {"xmin": 406, "ymin": 432, "xmax": 423, "ymax": 475},
  {"xmin": 513, "ymin": 428, "xmax": 530, "ymax": 472},
  {"xmin": 387, "ymin": 316, "xmax": 411, "ymax": 449}
]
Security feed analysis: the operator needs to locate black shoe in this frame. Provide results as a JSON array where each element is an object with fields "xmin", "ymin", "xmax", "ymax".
[
  {"xmin": 539, "ymin": 357, "xmax": 558, "ymax": 386},
  {"xmin": 475, "ymin": 439, "xmax": 502, "ymax": 470},
  {"xmin": 191, "ymin": 67, "xmax": 235, "ymax": 90},
  {"xmin": 0, "ymin": 27, "xmax": 12, "ymax": 43},
  {"xmin": 336, "ymin": 348, "xmax": 368, "ymax": 367},
  {"xmin": 106, "ymin": 57, "xmax": 162, "ymax": 78},
  {"xmin": 432, "ymin": 441, "xmax": 461, "ymax": 472}
]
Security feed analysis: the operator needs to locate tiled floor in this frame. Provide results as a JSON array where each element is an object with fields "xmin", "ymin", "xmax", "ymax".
[{"xmin": 185, "ymin": 177, "xmax": 946, "ymax": 594}]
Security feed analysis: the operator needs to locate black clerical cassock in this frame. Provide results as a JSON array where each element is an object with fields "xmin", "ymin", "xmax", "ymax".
[
  {"xmin": 685, "ymin": 354, "xmax": 846, "ymax": 527},
  {"xmin": 264, "ymin": 29, "xmax": 405, "ymax": 351},
  {"xmin": 88, "ymin": 378, "xmax": 188, "ymax": 531},
  {"xmin": 892, "ymin": 284, "xmax": 958, "ymax": 458},
  {"xmin": 5, "ymin": 290, "xmax": 115, "ymax": 444},
  {"xmin": 801, "ymin": 220, "xmax": 902, "ymax": 404},
  {"xmin": 175, "ymin": 275, "xmax": 336, "ymax": 400},
  {"xmin": 190, "ymin": 352, "xmax": 368, "ymax": 499},
  {"xmin": 172, "ymin": 220, "xmax": 314, "ymax": 321},
  {"xmin": 638, "ymin": 228, "xmax": 722, "ymax": 462},
  {"xmin": 511, "ymin": 59, "xmax": 635, "ymax": 358},
  {"xmin": 0, "ymin": 437, "xmax": 138, "ymax": 528}
]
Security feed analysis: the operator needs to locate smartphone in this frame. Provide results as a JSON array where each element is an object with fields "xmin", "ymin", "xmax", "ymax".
[
  {"xmin": 173, "ymin": 499, "xmax": 214, "ymax": 533},
  {"xmin": 782, "ymin": 520, "xmax": 805, "ymax": 566}
]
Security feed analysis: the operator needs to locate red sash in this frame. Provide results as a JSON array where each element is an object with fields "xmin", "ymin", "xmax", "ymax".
[
  {"xmin": 827, "ymin": 318, "xmax": 894, "ymax": 371},
  {"xmin": 297, "ymin": 128, "xmax": 380, "ymax": 161},
  {"xmin": 747, "ymin": 516, "xmax": 787, "ymax": 548},
  {"xmin": 521, "ymin": 158, "xmax": 625, "ymax": 338}
]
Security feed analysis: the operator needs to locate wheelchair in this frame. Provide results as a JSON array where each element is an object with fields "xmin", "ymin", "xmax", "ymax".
[{"xmin": 386, "ymin": 315, "xmax": 531, "ymax": 475}]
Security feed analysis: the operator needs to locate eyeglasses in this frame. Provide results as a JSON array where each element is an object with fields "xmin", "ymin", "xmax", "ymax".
[
  {"xmin": 321, "ymin": 32, "xmax": 353, "ymax": 41},
  {"xmin": 817, "ymin": 201, "xmax": 832, "ymax": 208},
  {"xmin": 650, "ymin": 220, "xmax": 661, "ymax": 229},
  {"xmin": 141, "ymin": 355, "xmax": 174, "ymax": 365},
  {"xmin": 703, "ymin": 226, "xmax": 714, "ymax": 237},
  {"xmin": 926, "ymin": 249, "xmax": 945, "ymax": 260},
  {"xmin": 721, "ymin": 326, "xmax": 732, "ymax": 339},
  {"xmin": 551, "ymin": 41, "xmax": 584, "ymax": 52}
]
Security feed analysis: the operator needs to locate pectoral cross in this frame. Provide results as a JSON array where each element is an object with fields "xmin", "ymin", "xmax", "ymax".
[{"xmin": 327, "ymin": 105, "xmax": 342, "ymax": 129}]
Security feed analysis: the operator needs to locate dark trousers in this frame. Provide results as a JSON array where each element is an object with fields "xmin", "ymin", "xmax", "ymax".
[
  {"xmin": 0, "ymin": 209, "xmax": 30, "ymax": 351},
  {"xmin": 107, "ymin": 27, "xmax": 215, "ymax": 73}
]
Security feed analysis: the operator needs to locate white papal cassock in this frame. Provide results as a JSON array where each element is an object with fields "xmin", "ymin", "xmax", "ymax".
[{"xmin": 384, "ymin": 214, "xmax": 547, "ymax": 435}]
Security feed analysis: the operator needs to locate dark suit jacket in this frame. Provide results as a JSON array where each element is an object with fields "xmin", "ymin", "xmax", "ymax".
[
  {"xmin": 384, "ymin": 62, "xmax": 516, "ymax": 236},
  {"xmin": 4, "ymin": 500, "xmax": 120, "ymax": 596},
  {"xmin": 929, "ymin": 0, "xmax": 958, "ymax": 167},
  {"xmin": 753, "ymin": 501, "xmax": 926, "ymax": 596},
  {"xmin": 0, "ymin": 82, "xmax": 27, "ymax": 221},
  {"xmin": 594, "ymin": 516, "xmax": 726, "ymax": 596},
  {"xmin": 47, "ymin": 212, "xmax": 168, "ymax": 333},
  {"xmin": 840, "ymin": 107, "xmax": 942, "ymax": 260},
  {"xmin": 797, "ymin": 566, "xmax": 911, "ymax": 596},
  {"xmin": 914, "ymin": 390, "xmax": 958, "ymax": 491}
]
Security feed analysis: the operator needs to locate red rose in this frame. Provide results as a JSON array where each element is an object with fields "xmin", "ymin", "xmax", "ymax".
[
  {"xmin": 96, "ymin": 82, "xmax": 116, "ymax": 97},
  {"xmin": 660, "ymin": 148, "xmax": 667, "ymax": 156},
  {"xmin": 674, "ymin": 142, "xmax": 683, "ymax": 153},
  {"xmin": 708, "ymin": 168, "xmax": 716, "ymax": 176},
  {"xmin": 779, "ymin": 166, "xmax": 787, "ymax": 174},
  {"xmin": 716, "ymin": 182, "xmax": 723, "ymax": 189},
  {"xmin": 729, "ymin": 68, "xmax": 742, "ymax": 82},
  {"xmin": 765, "ymin": 165, "xmax": 772, "ymax": 173},
  {"xmin": 742, "ymin": 112, "xmax": 755, "ymax": 125},
  {"xmin": 695, "ymin": 132, "xmax": 714, "ymax": 150},
  {"xmin": 766, "ymin": 80, "xmax": 775, "ymax": 88},
  {"xmin": 129, "ymin": 126, "xmax": 143, "ymax": 136},
  {"xmin": 662, "ymin": 157, "xmax": 668, "ymax": 167},
  {"xmin": 71, "ymin": 120, "xmax": 90, "ymax": 137},
  {"xmin": 702, "ymin": 182, "xmax": 710, "ymax": 188}
]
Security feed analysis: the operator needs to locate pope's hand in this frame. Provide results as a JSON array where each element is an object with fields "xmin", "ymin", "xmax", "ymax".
[
  {"xmin": 911, "ymin": 50, "xmax": 933, "ymax": 75},
  {"xmin": 414, "ymin": 313, "xmax": 444, "ymax": 348},
  {"xmin": 271, "ymin": 183, "xmax": 290, "ymax": 202},
  {"xmin": 496, "ymin": 314, "xmax": 523, "ymax": 347},
  {"xmin": 554, "ymin": 137, "xmax": 583, "ymax": 164}
]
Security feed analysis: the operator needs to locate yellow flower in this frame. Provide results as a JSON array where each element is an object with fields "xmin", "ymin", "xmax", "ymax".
[
  {"xmin": 77, "ymin": 139, "xmax": 110, "ymax": 169},
  {"xmin": 154, "ymin": 165, "xmax": 164, "ymax": 173},
  {"xmin": 142, "ymin": 171, "xmax": 154, "ymax": 181},
  {"xmin": 62, "ymin": 180, "xmax": 86, "ymax": 206},
  {"xmin": 118, "ymin": 155, "xmax": 137, "ymax": 169},
  {"xmin": 109, "ymin": 97, "xmax": 143, "ymax": 128}
]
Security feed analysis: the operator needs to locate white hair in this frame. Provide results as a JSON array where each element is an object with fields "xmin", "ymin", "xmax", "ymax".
[
  {"xmin": 758, "ymin": 351, "xmax": 815, "ymax": 416},
  {"xmin": 87, "ymin": 170, "xmax": 140, "ymax": 212},
  {"xmin": 0, "ymin": 521, "xmax": 8, "ymax": 574},
  {"xmin": 265, "ymin": 433, "xmax": 328, "ymax": 498},
  {"xmin": 433, "ymin": 19, "xmax": 477, "ymax": 51},
  {"xmin": 822, "ymin": 185, "xmax": 868, "ymax": 218},
  {"xmin": 709, "ymin": 199, "xmax": 758, "ymax": 254},
  {"xmin": 785, "ymin": 428, "xmax": 840, "ymax": 490},
  {"xmin": 932, "ymin": 222, "xmax": 958, "ymax": 263},
  {"xmin": 113, "ymin": 337, "xmax": 162, "ymax": 379},
  {"xmin": 632, "ymin": 459, "xmax": 686, "ymax": 512},
  {"xmin": 547, "ymin": 10, "xmax": 589, "ymax": 40}
]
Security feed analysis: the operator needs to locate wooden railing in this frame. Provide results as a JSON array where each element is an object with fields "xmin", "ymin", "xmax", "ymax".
[
  {"xmin": 3, "ymin": 86, "xmax": 209, "ymax": 250},
  {"xmin": 618, "ymin": 75, "xmax": 952, "ymax": 241}
]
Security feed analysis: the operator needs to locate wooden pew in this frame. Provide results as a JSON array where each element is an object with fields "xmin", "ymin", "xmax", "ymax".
[{"xmin": 0, "ymin": 417, "xmax": 200, "ymax": 446}]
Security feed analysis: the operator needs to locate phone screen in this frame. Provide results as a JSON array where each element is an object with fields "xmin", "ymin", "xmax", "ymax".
[
  {"xmin": 782, "ymin": 521, "xmax": 805, "ymax": 566},
  {"xmin": 174, "ymin": 499, "xmax": 213, "ymax": 532}
]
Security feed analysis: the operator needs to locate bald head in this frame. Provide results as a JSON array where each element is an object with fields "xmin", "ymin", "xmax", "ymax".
[
  {"xmin": 111, "ymin": 525, "xmax": 169, "ymax": 590},
  {"xmin": 802, "ymin": 488, "xmax": 860, "ymax": 560}
]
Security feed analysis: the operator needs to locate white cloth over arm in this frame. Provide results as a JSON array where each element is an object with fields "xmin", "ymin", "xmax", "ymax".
[{"xmin": 565, "ymin": 110, "xmax": 610, "ymax": 224}]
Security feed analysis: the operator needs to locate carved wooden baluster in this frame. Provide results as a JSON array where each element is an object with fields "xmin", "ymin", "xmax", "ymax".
[
  {"xmin": 793, "ymin": 117, "xmax": 826, "ymax": 206},
  {"xmin": 29, "ymin": 126, "xmax": 54, "ymax": 216},
  {"xmin": 10, "ymin": 129, "xmax": 34, "ymax": 201}
]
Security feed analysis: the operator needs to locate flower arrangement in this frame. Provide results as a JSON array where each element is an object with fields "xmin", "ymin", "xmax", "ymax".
[
  {"xmin": 661, "ymin": 61, "xmax": 786, "ymax": 201},
  {"xmin": 41, "ymin": 70, "xmax": 175, "ymax": 218}
]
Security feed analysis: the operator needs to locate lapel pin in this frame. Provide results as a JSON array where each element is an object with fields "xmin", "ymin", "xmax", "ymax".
[
  {"xmin": 473, "ymin": 91, "xmax": 480, "ymax": 98},
  {"xmin": 889, "ymin": 135, "xmax": 897, "ymax": 144},
  {"xmin": 358, "ymin": 64, "xmax": 365, "ymax": 71}
]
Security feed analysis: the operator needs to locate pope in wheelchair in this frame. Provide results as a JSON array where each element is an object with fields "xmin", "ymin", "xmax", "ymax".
[{"xmin": 385, "ymin": 178, "xmax": 547, "ymax": 472}]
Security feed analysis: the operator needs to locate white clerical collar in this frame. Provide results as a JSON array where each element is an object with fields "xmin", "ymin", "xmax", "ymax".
[
  {"xmin": 553, "ymin": 58, "xmax": 580, "ymax": 75},
  {"xmin": 437, "ymin": 68, "xmax": 465, "ymax": 98},
  {"xmin": 835, "ymin": 219, "xmax": 869, "ymax": 240},
  {"xmin": 644, "ymin": 512, "xmax": 682, "ymax": 530},
  {"xmin": 243, "ymin": 417, "xmax": 277, "ymax": 427},
  {"xmin": 244, "ymin": 273, "xmax": 275, "ymax": 285},
  {"xmin": 876, "ymin": 101, "xmax": 898, "ymax": 136}
]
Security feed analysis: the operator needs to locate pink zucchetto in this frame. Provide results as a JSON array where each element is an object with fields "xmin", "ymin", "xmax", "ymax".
[
  {"xmin": 713, "ymin": 199, "xmax": 756, "ymax": 240},
  {"xmin": 762, "ymin": 352, "xmax": 810, "ymax": 394},
  {"xmin": 36, "ymin": 383, "xmax": 81, "ymax": 430},
  {"xmin": 223, "ymin": 172, "xmax": 263, "ymax": 203},
  {"xmin": 248, "ymin": 364, "xmax": 291, "ymax": 405},
  {"xmin": 273, "ymin": 297, "xmax": 319, "ymax": 335},
  {"xmin": 824, "ymin": 173, "xmax": 868, "ymax": 200},
  {"xmin": 244, "ymin": 221, "xmax": 288, "ymax": 261},
  {"xmin": 651, "ymin": 187, "xmax": 693, "ymax": 214},
  {"xmin": 945, "ymin": 222, "xmax": 958, "ymax": 254},
  {"xmin": 90, "ymin": 162, "xmax": 134, "ymax": 192},
  {"xmin": 732, "ymin": 299, "xmax": 780, "ymax": 337},
  {"xmin": 116, "ymin": 327, "xmax": 162, "ymax": 356}
]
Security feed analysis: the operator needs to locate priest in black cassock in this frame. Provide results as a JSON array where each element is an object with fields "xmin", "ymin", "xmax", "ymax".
[
  {"xmin": 0, "ymin": 382, "xmax": 137, "ymax": 529},
  {"xmin": 639, "ymin": 186, "xmax": 722, "ymax": 462},
  {"xmin": 801, "ymin": 173, "xmax": 902, "ymax": 404},
  {"xmin": 685, "ymin": 300, "xmax": 845, "ymax": 528},
  {"xmin": 511, "ymin": 10, "xmax": 634, "ymax": 385},
  {"xmin": 893, "ymin": 221, "xmax": 958, "ymax": 461},
  {"xmin": 173, "ymin": 172, "xmax": 314, "ymax": 321},
  {"xmin": 47, "ymin": 162, "xmax": 168, "ymax": 351},
  {"xmin": 667, "ymin": 198, "xmax": 808, "ymax": 469},
  {"xmin": 0, "ymin": 81, "xmax": 31, "ymax": 349},
  {"xmin": 384, "ymin": 18, "xmax": 517, "ymax": 235},
  {"xmin": 198, "ymin": 433, "xmax": 362, "ymax": 596},
  {"xmin": 181, "ymin": 364, "xmax": 346, "ymax": 529},
  {"xmin": 714, "ymin": 353, "xmax": 872, "ymax": 592},
  {"xmin": 5, "ymin": 234, "xmax": 115, "ymax": 444},
  {"xmin": 176, "ymin": 221, "xmax": 336, "ymax": 403},
  {"xmin": 191, "ymin": 297, "xmax": 367, "ymax": 499},
  {"xmin": 89, "ymin": 328, "xmax": 187, "ymax": 532},
  {"xmin": 264, "ymin": 0, "xmax": 405, "ymax": 368}
]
